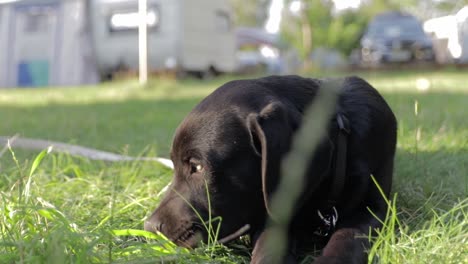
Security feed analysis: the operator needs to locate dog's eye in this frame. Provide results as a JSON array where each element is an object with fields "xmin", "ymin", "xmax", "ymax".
[{"xmin": 189, "ymin": 160, "xmax": 203, "ymax": 174}]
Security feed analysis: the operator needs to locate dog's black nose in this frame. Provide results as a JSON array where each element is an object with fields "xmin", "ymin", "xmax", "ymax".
[{"xmin": 144, "ymin": 220, "xmax": 163, "ymax": 233}]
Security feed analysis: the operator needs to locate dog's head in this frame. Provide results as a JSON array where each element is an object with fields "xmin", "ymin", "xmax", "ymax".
[{"xmin": 144, "ymin": 81, "xmax": 331, "ymax": 247}]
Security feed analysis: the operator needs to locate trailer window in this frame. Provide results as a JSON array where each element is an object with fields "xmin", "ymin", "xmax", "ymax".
[
  {"xmin": 109, "ymin": 6, "xmax": 159, "ymax": 32},
  {"xmin": 25, "ymin": 14, "xmax": 49, "ymax": 33},
  {"xmin": 215, "ymin": 10, "xmax": 232, "ymax": 32},
  {"xmin": 22, "ymin": 7, "xmax": 55, "ymax": 34}
]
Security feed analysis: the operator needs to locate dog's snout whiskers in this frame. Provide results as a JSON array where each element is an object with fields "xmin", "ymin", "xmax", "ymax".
[
  {"xmin": 156, "ymin": 222, "xmax": 164, "ymax": 232},
  {"xmin": 144, "ymin": 220, "xmax": 164, "ymax": 233}
]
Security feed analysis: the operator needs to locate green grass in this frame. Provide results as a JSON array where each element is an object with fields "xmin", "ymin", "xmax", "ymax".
[{"xmin": 1, "ymin": 70, "xmax": 467, "ymax": 263}]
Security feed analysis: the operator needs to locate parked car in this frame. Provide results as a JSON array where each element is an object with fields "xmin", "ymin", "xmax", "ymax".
[{"xmin": 359, "ymin": 11, "xmax": 435, "ymax": 65}]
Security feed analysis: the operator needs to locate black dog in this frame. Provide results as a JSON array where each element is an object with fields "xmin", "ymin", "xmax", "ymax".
[{"xmin": 145, "ymin": 76, "xmax": 397, "ymax": 263}]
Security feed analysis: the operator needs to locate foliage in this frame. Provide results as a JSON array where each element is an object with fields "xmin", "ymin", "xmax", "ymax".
[
  {"xmin": 229, "ymin": 0, "xmax": 269, "ymax": 26},
  {"xmin": 431, "ymin": 0, "xmax": 468, "ymax": 13},
  {"xmin": 281, "ymin": 0, "xmax": 366, "ymax": 58},
  {"xmin": 325, "ymin": 10, "xmax": 369, "ymax": 56},
  {"xmin": 0, "ymin": 149, "xmax": 248, "ymax": 263},
  {"xmin": 280, "ymin": 0, "xmax": 436, "ymax": 59}
]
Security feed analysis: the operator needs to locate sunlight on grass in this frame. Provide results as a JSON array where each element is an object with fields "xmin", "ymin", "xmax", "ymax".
[
  {"xmin": 362, "ymin": 70, "xmax": 468, "ymax": 93},
  {"xmin": 0, "ymin": 78, "xmax": 222, "ymax": 107},
  {"xmin": 369, "ymin": 195, "xmax": 467, "ymax": 264},
  {"xmin": 0, "ymin": 149, "xmax": 247, "ymax": 263}
]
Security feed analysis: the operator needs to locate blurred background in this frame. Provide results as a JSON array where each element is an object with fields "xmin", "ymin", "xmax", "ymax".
[
  {"xmin": 0, "ymin": 0, "xmax": 467, "ymax": 88},
  {"xmin": 1, "ymin": 3, "xmax": 467, "ymax": 264}
]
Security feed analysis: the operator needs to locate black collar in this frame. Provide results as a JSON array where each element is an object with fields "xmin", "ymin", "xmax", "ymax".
[
  {"xmin": 313, "ymin": 113, "xmax": 350, "ymax": 237},
  {"xmin": 329, "ymin": 113, "xmax": 350, "ymax": 205}
]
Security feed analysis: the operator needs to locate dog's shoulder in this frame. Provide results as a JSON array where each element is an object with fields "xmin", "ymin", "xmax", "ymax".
[
  {"xmin": 339, "ymin": 76, "xmax": 396, "ymax": 122},
  {"xmin": 216, "ymin": 75, "xmax": 320, "ymax": 95},
  {"xmin": 336, "ymin": 76, "xmax": 397, "ymax": 142}
]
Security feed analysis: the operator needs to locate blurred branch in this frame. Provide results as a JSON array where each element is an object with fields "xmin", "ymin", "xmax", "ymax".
[
  {"xmin": 265, "ymin": 79, "xmax": 341, "ymax": 262},
  {"xmin": 0, "ymin": 136, "xmax": 173, "ymax": 168}
]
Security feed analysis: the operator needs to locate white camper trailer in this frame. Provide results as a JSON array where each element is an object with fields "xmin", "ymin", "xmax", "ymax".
[
  {"xmin": 0, "ymin": 0, "xmax": 98, "ymax": 88},
  {"xmin": 91, "ymin": 0, "xmax": 237, "ymax": 78}
]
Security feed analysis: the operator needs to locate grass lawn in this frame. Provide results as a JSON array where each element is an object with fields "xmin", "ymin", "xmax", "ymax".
[{"xmin": 0, "ymin": 70, "xmax": 467, "ymax": 263}]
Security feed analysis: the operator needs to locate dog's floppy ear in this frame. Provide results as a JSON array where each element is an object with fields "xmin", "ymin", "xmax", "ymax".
[
  {"xmin": 247, "ymin": 101, "xmax": 335, "ymax": 218},
  {"xmin": 247, "ymin": 102, "xmax": 299, "ymax": 216}
]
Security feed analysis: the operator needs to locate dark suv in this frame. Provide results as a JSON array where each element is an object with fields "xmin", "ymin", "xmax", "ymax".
[{"xmin": 360, "ymin": 11, "xmax": 434, "ymax": 64}]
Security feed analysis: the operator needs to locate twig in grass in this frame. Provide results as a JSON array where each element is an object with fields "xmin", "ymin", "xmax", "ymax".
[
  {"xmin": 217, "ymin": 224, "xmax": 251, "ymax": 244},
  {"xmin": 0, "ymin": 134, "xmax": 19, "ymax": 158},
  {"xmin": 0, "ymin": 135, "xmax": 173, "ymax": 169}
]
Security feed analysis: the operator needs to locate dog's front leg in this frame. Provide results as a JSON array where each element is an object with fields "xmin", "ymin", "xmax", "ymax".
[
  {"xmin": 250, "ymin": 229, "xmax": 296, "ymax": 264},
  {"xmin": 250, "ymin": 230, "xmax": 272, "ymax": 264},
  {"xmin": 313, "ymin": 227, "xmax": 368, "ymax": 264},
  {"xmin": 313, "ymin": 208, "xmax": 386, "ymax": 264}
]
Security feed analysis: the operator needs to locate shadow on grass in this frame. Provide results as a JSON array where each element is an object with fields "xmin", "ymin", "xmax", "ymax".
[
  {"xmin": 393, "ymin": 148, "xmax": 467, "ymax": 216},
  {"xmin": 387, "ymin": 90, "xmax": 466, "ymax": 233}
]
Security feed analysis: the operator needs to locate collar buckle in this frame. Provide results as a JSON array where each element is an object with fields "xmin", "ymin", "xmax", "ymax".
[
  {"xmin": 337, "ymin": 114, "xmax": 350, "ymax": 134},
  {"xmin": 313, "ymin": 207, "xmax": 338, "ymax": 237}
]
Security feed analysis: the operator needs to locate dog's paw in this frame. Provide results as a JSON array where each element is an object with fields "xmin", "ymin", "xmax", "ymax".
[
  {"xmin": 250, "ymin": 230, "xmax": 296, "ymax": 264},
  {"xmin": 312, "ymin": 254, "xmax": 365, "ymax": 264},
  {"xmin": 313, "ymin": 256, "xmax": 343, "ymax": 264},
  {"xmin": 251, "ymin": 253, "xmax": 296, "ymax": 264},
  {"xmin": 250, "ymin": 253, "xmax": 273, "ymax": 264}
]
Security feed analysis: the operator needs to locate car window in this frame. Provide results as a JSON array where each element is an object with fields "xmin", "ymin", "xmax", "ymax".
[{"xmin": 367, "ymin": 17, "xmax": 425, "ymax": 38}]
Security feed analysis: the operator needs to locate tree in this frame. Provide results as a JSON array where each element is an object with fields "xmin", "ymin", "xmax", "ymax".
[
  {"xmin": 281, "ymin": 0, "xmax": 401, "ymax": 59},
  {"xmin": 327, "ymin": 10, "xmax": 368, "ymax": 56},
  {"xmin": 229, "ymin": 0, "xmax": 270, "ymax": 26},
  {"xmin": 281, "ymin": 0, "xmax": 334, "ymax": 59}
]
